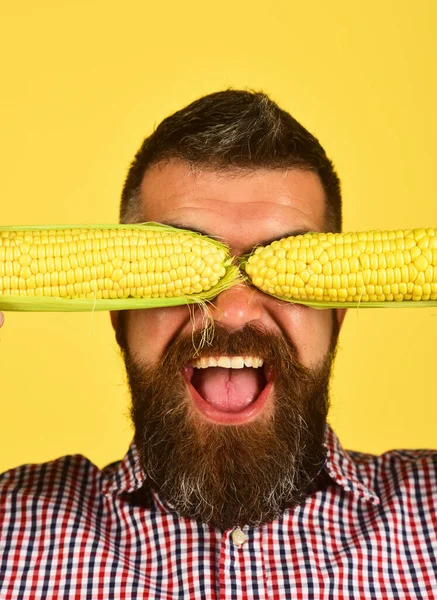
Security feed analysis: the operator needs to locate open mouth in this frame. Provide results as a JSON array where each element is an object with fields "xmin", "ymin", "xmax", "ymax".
[{"xmin": 182, "ymin": 355, "xmax": 274, "ymax": 424}]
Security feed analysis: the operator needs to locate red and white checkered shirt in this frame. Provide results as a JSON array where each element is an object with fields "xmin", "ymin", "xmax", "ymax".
[{"xmin": 1, "ymin": 425, "xmax": 437, "ymax": 599}]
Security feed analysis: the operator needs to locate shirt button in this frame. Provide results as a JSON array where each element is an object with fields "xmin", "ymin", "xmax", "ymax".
[{"xmin": 231, "ymin": 527, "xmax": 247, "ymax": 547}]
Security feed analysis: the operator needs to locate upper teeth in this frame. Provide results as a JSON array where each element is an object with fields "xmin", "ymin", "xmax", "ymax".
[{"xmin": 190, "ymin": 356, "xmax": 264, "ymax": 369}]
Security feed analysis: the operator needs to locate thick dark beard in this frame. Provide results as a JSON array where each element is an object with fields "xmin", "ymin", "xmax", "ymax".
[{"xmin": 117, "ymin": 315, "xmax": 339, "ymax": 531}]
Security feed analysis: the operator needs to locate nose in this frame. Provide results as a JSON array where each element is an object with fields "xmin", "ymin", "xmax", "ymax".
[{"xmin": 206, "ymin": 282, "xmax": 263, "ymax": 332}]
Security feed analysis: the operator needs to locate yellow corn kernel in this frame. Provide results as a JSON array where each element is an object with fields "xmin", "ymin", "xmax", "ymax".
[
  {"xmin": 244, "ymin": 227, "xmax": 437, "ymax": 304},
  {"xmin": 0, "ymin": 224, "xmax": 236, "ymax": 306}
]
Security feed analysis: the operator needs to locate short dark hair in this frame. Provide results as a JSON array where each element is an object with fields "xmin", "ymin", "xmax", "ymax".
[{"xmin": 120, "ymin": 89, "xmax": 342, "ymax": 231}]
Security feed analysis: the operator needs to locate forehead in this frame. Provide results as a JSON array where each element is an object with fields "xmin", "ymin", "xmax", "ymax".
[{"xmin": 139, "ymin": 161, "xmax": 327, "ymax": 254}]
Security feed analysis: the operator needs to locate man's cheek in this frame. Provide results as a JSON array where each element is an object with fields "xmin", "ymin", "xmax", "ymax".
[
  {"xmin": 127, "ymin": 306, "xmax": 191, "ymax": 361},
  {"xmin": 301, "ymin": 316, "xmax": 334, "ymax": 368},
  {"xmin": 275, "ymin": 307, "xmax": 333, "ymax": 369}
]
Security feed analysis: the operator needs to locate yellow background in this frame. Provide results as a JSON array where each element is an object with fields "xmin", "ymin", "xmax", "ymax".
[{"xmin": 0, "ymin": 0, "xmax": 436, "ymax": 473}]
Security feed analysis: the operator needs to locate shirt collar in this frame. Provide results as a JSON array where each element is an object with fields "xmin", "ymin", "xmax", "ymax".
[
  {"xmin": 101, "ymin": 424, "xmax": 380, "ymax": 506},
  {"xmin": 101, "ymin": 441, "xmax": 145, "ymax": 496},
  {"xmin": 324, "ymin": 424, "xmax": 380, "ymax": 505}
]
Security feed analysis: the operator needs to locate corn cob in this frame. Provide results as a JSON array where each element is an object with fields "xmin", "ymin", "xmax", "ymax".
[
  {"xmin": 0, "ymin": 223, "xmax": 240, "ymax": 311},
  {"xmin": 242, "ymin": 228, "xmax": 437, "ymax": 308}
]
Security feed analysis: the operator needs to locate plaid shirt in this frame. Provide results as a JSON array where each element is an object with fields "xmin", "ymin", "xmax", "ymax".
[{"xmin": 1, "ymin": 425, "xmax": 436, "ymax": 599}]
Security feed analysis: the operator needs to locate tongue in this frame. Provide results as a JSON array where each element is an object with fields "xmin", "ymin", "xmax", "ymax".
[{"xmin": 191, "ymin": 367, "xmax": 264, "ymax": 413}]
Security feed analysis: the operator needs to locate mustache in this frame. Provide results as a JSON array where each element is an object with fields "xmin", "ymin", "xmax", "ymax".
[
  {"xmin": 116, "ymin": 311, "xmax": 339, "ymax": 384},
  {"xmin": 159, "ymin": 322, "xmax": 304, "ymax": 373}
]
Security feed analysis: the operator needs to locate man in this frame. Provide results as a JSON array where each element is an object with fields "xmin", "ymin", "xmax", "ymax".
[{"xmin": 1, "ymin": 90, "xmax": 436, "ymax": 599}]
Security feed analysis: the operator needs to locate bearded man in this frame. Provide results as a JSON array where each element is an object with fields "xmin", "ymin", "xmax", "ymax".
[{"xmin": 1, "ymin": 90, "xmax": 436, "ymax": 599}]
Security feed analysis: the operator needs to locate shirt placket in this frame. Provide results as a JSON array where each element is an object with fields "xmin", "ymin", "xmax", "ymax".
[{"xmin": 218, "ymin": 525, "xmax": 269, "ymax": 600}]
